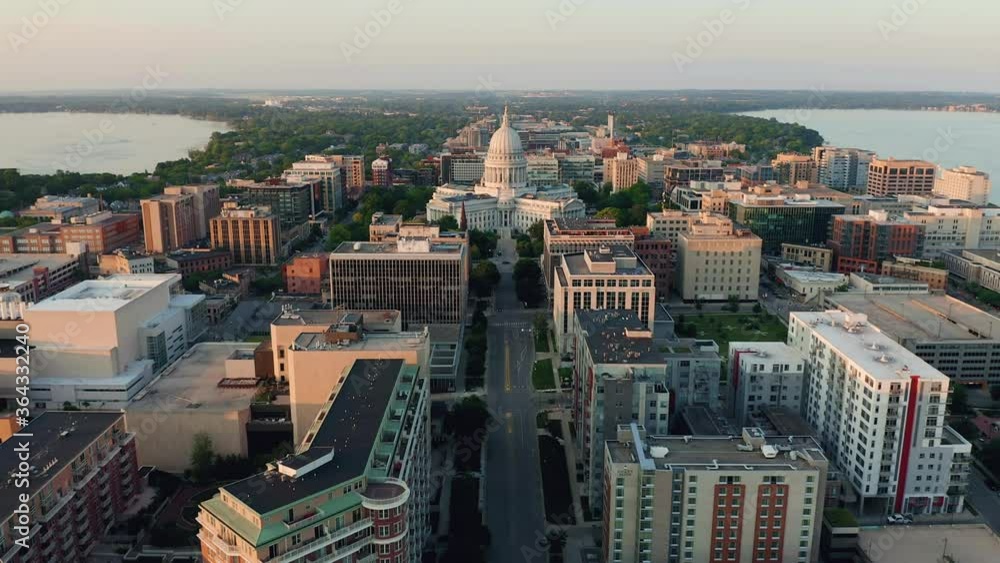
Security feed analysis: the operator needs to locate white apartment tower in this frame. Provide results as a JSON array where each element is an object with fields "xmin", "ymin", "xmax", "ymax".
[{"xmin": 934, "ymin": 166, "xmax": 992, "ymax": 205}]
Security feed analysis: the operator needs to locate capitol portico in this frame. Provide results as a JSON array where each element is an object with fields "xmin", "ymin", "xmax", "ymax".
[{"xmin": 426, "ymin": 106, "xmax": 585, "ymax": 236}]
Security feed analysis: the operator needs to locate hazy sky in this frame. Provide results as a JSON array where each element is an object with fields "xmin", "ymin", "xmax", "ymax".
[{"xmin": 2, "ymin": 0, "xmax": 998, "ymax": 92}]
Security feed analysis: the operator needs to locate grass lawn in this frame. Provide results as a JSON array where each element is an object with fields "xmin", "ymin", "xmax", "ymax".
[
  {"xmin": 535, "ymin": 329, "xmax": 549, "ymax": 352},
  {"xmin": 680, "ymin": 313, "xmax": 787, "ymax": 357},
  {"xmin": 538, "ymin": 435, "xmax": 575, "ymax": 525},
  {"xmin": 532, "ymin": 358, "xmax": 555, "ymax": 391}
]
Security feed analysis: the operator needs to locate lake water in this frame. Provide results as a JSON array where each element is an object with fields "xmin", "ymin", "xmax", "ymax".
[
  {"xmin": 742, "ymin": 109, "xmax": 1000, "ymax": 203},
  {"xmin": 0, "ymin": 112, "xmax": 230, "ymax": 175}
]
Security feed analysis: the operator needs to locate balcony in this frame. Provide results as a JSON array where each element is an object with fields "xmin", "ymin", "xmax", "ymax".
[
  {"xmin": 270, "ymin": 519, "xmax": 373, "ymax": 563},
  {"xmin": 361, "ymin": 478, "xmax": 410, "ymax": 510},
  {"xmin": 198, "ymin": 530, "xmax": 241, "ymax": 558},
  {"xmin": 273, "ymin": 535, "xmax": 374, "ymax": 563}
]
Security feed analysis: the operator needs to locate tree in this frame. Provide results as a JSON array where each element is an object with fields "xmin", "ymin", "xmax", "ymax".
[
  {"xmin": 752, "ymin": 302, "xmax": 763, "ymax": 314},
  {"xmin": 326, "ymin": 224, "xmax": 354, "ymax": 251},
  {"xmin": 190, "ymin": 432, "xmax": 215, "ymax": 483},
  {"xmin": 528, "ymin": 220, "xmax": 544, "ymax": 242},
  {"xmin": 981, "ymin": 439, "xmax": 1000, "ymax": 476},
  {"xmin": 991, "ymin": 385, "xmax": 1000, "ymax": 402},
  {"xmin": 726, "ymin": 295, "xmax": 740, "ymax": 313},
  {"xmin": 436, "ymin": 215, "xmax": 459, "ymax": 231},
  {"xmin": 951, "ymin": 384, "xmax": 971, "ymax": 416},
  {"xmin": 470, "ymin": 261, "xmax": 501, "ymax": 298},
  {"xmin": 951, "ymin": 418, "xmax": 980, "ymax": 442},
  {"xmin": 533, "ymin": 313, "xmax": 549, "ymax": 335},
  {"xmin": 513, "ymin": 259, "xmax": 545, "ymax": 308}
]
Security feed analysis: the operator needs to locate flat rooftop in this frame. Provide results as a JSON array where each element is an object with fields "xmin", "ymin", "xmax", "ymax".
[
  {"xmin": 790, "ymin": 310, "xmax": 948, "ymax": 382},
  {"xmin": 561, "ymin": 248, "xmax": 651, "ymax": 276},
  {"xmin": 331, "ymin": 240, "xmax": 464, "ymax": 255},
  {"xmin": 780, "ymin": 269, "xmax": 847, "ymax": 284},
  {"xmin": 608, "ymin": 428, "xmax": 826, "ymax": 470},
  {"xmin": 859, "ymin": 525, "xmax": 1000, "ymax": 563},
  {"xmin": 759, "ymin": 406, "xmax": 817, "ymax": 437},
  {"xmin": 576, "ymin": 309, "xmax": 717, "ymax": 364},
  {"xmin": 828, "ymin": 294, "xmax": 1000, "ymax": 343},
  {"xmin": 0, "ymin": 254, "xmax": 78, "ymax": 283},
  {"xmin": 27, "ymin": 274, "xmax": 179, "ymax": 312},
  {"xmin": 292, "ymin": 329, "xmax": 427, "ymax": 352},
  {"xmin": 127, "ymin": 343, "xmax": 259, "ymax": 414},
  {"xmin": 222, "ymin": 359, "xmax": 407, "ymax": 513},
  {"xmin": 271, "ymin": 308, "xmax": 401, "ymax": 329},
  {"xmin": 0, "ymin": 412, "xmax": 123, "ymax": 518},
  {"xmin": 549, "ymin": 217, "xmax": 631, "ymax": 234}
]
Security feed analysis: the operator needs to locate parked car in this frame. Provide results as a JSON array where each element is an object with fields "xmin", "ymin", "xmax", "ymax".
[{"xmin": 887, "ymin": 513, "xmax": 913, "ymax": 525}]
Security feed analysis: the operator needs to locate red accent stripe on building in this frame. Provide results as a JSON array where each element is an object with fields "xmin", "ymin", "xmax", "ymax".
[{"xmin": 894, "ymin": 375, "xmax": 921, "ymax": 513}]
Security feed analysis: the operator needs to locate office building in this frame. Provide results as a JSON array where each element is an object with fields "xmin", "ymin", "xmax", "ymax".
[
  {"xmin": 866, "ymin": 158, "xmax": 936, "ymax": 197},
  {"xmin": 774, "ymin": 269, "xmax": 848, "ymax": 304},
  {"xmin": 557, "ymin": 154, "xmax": 596, "ymax": 185},
  {"xmin": 0, "ymin": 412, "xmax": 139, "ymax": 563},
  {"xmin": 552, "ymin": 246, "xmax": 656, "ymax": 352},
  {"xmin": 197, "ymin": 358, "xmax": 430, "ymax": 563},
  {"xmin": 572, "ymin": 310, "xmax": 721, "ymax": 513},
  {"xmin": 646, "ymin": 211, "xmax": 696, "ymax": 248},
  {"xmin": 329, "ymin": 238, "xmax": 468, "ymax": 328},
  {"xmin": 814, "ymin": 147, "xmax": 876, "ymax": 193},
  {"xmin": 604, "ymin": 424, "xmax": 829, "ymax": 563},
  {"xmin": 772, "ymin": 153, "xmax": 817, "ymax": 184},
  {"xmin": 665, "ymin": 161, "xmax": 725, "ymax": 193},
  {"xmin": 879, "ymin": 259, "xmax": 948, "ymax": 291},
  {"xmin": 828, "ymin": 211, "xmax": 924, "ymax": 274},
  {"xmin": 631, "ymin": 227, "xmax": 673, "ymax": 298},
  {"xmin": 828, "ymin": 293, "xmax": 1000, "ymax": 387},
  {"xmin": 934, "ymin": 166, "xmax": 992, "ymax": 205},
  {"xmin": 904, "ymin": 202, "xmax": 1000, "ymax": 259},
  {"xmin": 3, "ymin": 274, "xmax": 202, "ymax": 408},
  {"xmin": 527, "ymin": 154, "xmax": 560, "ymax": 187},
  {"xmin": 282, "ymin": 253, "xmax": 329, "ymax": 295},
  {"xmin": 542, "ymin": 218, "xmax": 635, "ymax": 286},
  {"xmin": 676, "ymin": 214, "xmax": 762, "ymax": 302},
  {"xmin": 787, "ymin": 311, "xmax": 971, "ymax": 514},
  {"xmin": 846, "ymin": 272, "xmax": 930, "ymax": 295},
  {"xmin": 637, "ymin": 156, "xmax": 666, "ymax": 189},
  {"xmin": 728, "ymin": 194, "xmax": 845, "ymax": 255},
  {"xmin": 728, "ymin": 342, "xmax": 806, "ymax": 425},
  {"xmin": 57, "ymin": 212, "xmax": 141, "ymax": 255},
  {"xmin": 141, "ymin": 193, "xmax": 198, "ymax": 253},
  {"xmin": 604, "ymin": 153, "xmax": 640, "ymax": 191},
  {"xmin": 210, "ymin": 203, "xmax": 283, "ymax": 266},
  {"xmin": 163, "ymin": 184, "xmax": 222, "ymax": 240},
  {"xmin": 163, "ymin": 248, "xmax": 234, "ymax": 276},
  {"xmin": 20, "ymin": 195, "xmax": 100, "ymax": 222},
  {"xmin": 0, "ymin": 253, "xmax": 81, "ymax": 303},
  {"xmin": 98, "ymin": 249, "xmax": 155, "ymax": 275},
  {"xmin": 440, "ymin": 151, "xmax": 485, "ymax": 185},
  {"xmin": 781, "ymin": 243, "xmax": 834, "ymax": 271},
  {"xmin": 232, "ymin": 178, "xmax": 318, "ymax": 230},
  {"xmin": 283, "ymin": 155, "xmax": 346, "ymax": 214},
  {"xmin": 943, "ymin": 247, "xmax": 1000, "ymax": 293}
]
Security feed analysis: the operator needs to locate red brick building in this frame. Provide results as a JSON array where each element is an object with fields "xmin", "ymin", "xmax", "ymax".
[
  {"xmin": 164, "ymin": 249, "xmax": 234, "ymax": 276},
  {"xmin": 829, "ymin": 212, "xmax": 924, "ymax": 274},
  {"xmin": 282, "ymin": 253, "xmax": 329, "ymax": 295},
  {"xmin": 0, "ymin": 213, "xmax": 140, "ymax": 255},
  {"xmin": 630, "ymin": 226, "xmax": 673, "ymax": 298}
]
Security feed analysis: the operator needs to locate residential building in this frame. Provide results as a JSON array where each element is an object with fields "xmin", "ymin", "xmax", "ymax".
[
  {"xmin": 20, "ymin": 195, "xmax": 100, "ymax": 222},
  {"xmin": 572, "ymin": 309, "xmax": 721, "ymax": 513},
  {"xmin": 631, "ymin": 227, "xmax": 673, "ymax": 298},
  {"xmin": 0, "ymin": 412, "xmax": 139, "ymax": 563},
  {"xmin": 781, "ymin": 244, "xmax": 834, "ymax": 272},
  {"xmin": 426, "ymin": 107, "xmax": 585, "ymax": 234},
  {"xmin": 775, "ymin": 269, "xmax": 848, "ymax": 304},
  {"xmin": 814, "ymin": 147, "xmax": 876, "ymax": 193},
  {"xmin": 787, "ymin": 311, "xmax": 972, "ymax": 514},
  {"xmin": 828, "ymin": 211, "xmax": 924, "ymax": 274},
  {"xmin": 728, "ymin": 342, "xmax": 807, "ymax": 425},
  {"xmin": 372, "ymin": 156, "xmax": 394, "ymax": 188},
  {"xmin": 904, "ymin": 202, "xmax": 1000, "ymax": 259},
  {"xmin": 866, "ymin": 158, "xmax": 936, "ymax": 197},
  {"xmin": 604, "ymin": 424, "xmax": 829, "ymax": 563},
  {"xmin": 676, "ymin": 214, "xmax": 762, "ymax": 302},
  {"xmin": 527, "ymin": 154, "xmax": 560, "ymax": 187},
  {"xmin": 664, "ymin": 161, "xmax": 725, "ymax": 193},
  {"xmin": 98, "ymin": 249, "xmax": 154, "ymax": 275},
  {"xmin": 604, "ymin": 153, "xmax": 640, "ymax": 191},
  {"xmin": 933, "ymin": 166, "xmax": 992, "ymax": 205},
  {"xmin": 283, "ymin": 155, "xmax": 346, "ymax": 214},
  {"xmin": 542, "ymin": 218, "xmax": 635, "ymax": 286},
  {"xmin": 684, "ymin": 141, "xmax": 746, "ymax": 159},
  {"xmin": 210, "ymin": 203, "xmax": 283, "ymax": 266},
  {"xmin": 879, "ymin": 259, "xmax": 948, "ymax": 291},
  {"xmin": 163, "ymin": 184, "xmax": 222, "ymax": 239},
  {"xmin": 728, "ymin": 194, "xmax": 845, "ymax": 255},
  {"xmin": 828, "ymin": 293, "xmax": 1000, "ymax": 387},
  {"xmin": 163, "ymin": 248, "xmax": 234, "ymax": 276},
  {"xmin": 282, "ymin": 253, "xmax": 329, "ymax": 295},
  {"xmin": 369, "ymin": 212, "xmax": 404, "ymax": 242},
  {"xmin": 57, "ymin": 212, "xmax": 142, "ymax": 254},
  {"xmin": 232, "ymin": 178, "xmax": 318, "ymax": 230},
  {"xmin": 329, "ymin": 238, "xmax": 468, "ymax": 328},
  {"xmin": 141, "ymin": 193, "xmax": 198, "ymax": 253},
  {"xmin": 197, "ymin": 358, "xmax": 430, "ymax": 563},
  {"xmin": 772, "ymin": 153, "xmax": 817, "ymax": 184},
  {"xmin": 3, "ymin": 274, "xmax": 203, "ymax": 408},
  {"xmin": 557, "ymin": 154, "xmax": 596, "ymax": 185},
  {"xmin": 553, "ymin": 246, "xmax": 656, "ymax": 352},
  {"xmin": 637, "ymin": 155, "xmax": 666, "ymax": 190}
]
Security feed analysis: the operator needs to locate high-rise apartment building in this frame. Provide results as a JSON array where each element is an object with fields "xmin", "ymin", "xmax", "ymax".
[
  {"xmin": 676, "ymin": 214, "xmax": 762, "ymax": 302},
  {"xmin": 141, "ymin": 193, "xmax": 197, "ymax": 253},
  {"xmin": 209, "ymin": 203, "xmax": 282, "ymax": 266},
  {"xmin": 728, "ymin": 342, "xmax": 806, "ymax": 426},
  {"xmin": 231, "ymin": 178, "xmax": 317, "ymax": 230},
  {"xmin": 772, "ymin": 153, "xmax": 817, "ymax": 184},
  {"xmin": 552, "ymin": 246, "xmax": 656, "ymax": 352},
  {"xmin": 828, "ymin": 211, "xmax": 925, "ymax": 273},
  {"xmin": 0, "ymin": 412, "xmax": 140, "ymax": 563},
  {"xmin": 163, "ymin": 184, "xmax": 222, "ymax": 240},
  {"xmin": 813, "ymin": 147, "xmax": 876, "ymax": 193},
  {"xmin": 572, "ymin": 310, "xmax": 721, "ymax": 514},
  {"xmin": 866, "ymin": 158, "xmax": 936, "ymax": 197},
  {"xmin": 605, "ymin": 153, "xmax": 640, "ymax": 191},
  {"xmin": 197, "ymin": 358, "xmax": 430, "ymax": 563},
  {"xmin": 787, "ymin": 311, "xmax": 972, "ymax": 514},
  {"xmin": 604, "ymin": 424, "xmax": 829, "ymax": 563},
  {"xmin": 329, "ymin": 238, "xmax": 468, "ymax": 328},
  {"xmin": 283, "ymin": 155, "xmax": 346, "ymax": 214},
  {"xmin": 372, "ymin": 156, "xmax": 394, "ymax": 188},
  {"xmin": 934, "ymin": 166, "xmax": 992, "ymax": 205}
]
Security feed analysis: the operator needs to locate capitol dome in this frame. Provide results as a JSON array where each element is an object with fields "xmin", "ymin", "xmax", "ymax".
[{"xmin": 482, "ymin": 105, "xmax": 527, "ymax": 193}]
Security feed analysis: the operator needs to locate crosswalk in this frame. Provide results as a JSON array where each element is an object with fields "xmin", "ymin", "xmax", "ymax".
[{"xmin": 491, "ymin": 321, "xmax": 531, "ymax": 329}]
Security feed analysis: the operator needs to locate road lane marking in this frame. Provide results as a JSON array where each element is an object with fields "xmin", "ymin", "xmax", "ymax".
[
  {"xmin": 505, "ymin": 341, "xmax": 512, "ymax": 393},
  {"xmin": 506, "ymin": 411, "xmax": 513, "ymax": 434}
]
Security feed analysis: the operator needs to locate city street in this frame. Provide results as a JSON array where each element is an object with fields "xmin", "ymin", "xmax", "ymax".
[
  {"xmin": 967, "ymin": 467, "xmax": 1000, "ymax": 534},
  {"xmin": 484, "ymin": 236, "xmax": 548, "ymax": 562}
]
